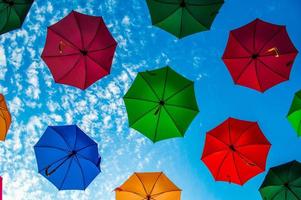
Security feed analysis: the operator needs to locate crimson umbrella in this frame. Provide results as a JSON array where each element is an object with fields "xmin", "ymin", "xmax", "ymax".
[
  {"xmin": 201, "ymin": 117, "xmax": 271, "ymax": 185},
  {"xmin": 41, "ymin": 11, "xmax": 117, "ymax": 90},
  {"xmin": 222, "ymin": 19, "xmax": 298, "ymax": 92}
]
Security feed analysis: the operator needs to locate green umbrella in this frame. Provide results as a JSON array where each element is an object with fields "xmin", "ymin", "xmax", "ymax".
[
  {"xmin": 123, "ymin": 66, "xmax": 199, "ymax": 142},
  {"xmin": 287, "ymin": 90, "xmax": 301, "ymax": 137},
  {"xmin": 146, "ymin": 0, "xmax": 224, "ymax": 38},
  {"xmin": 259, "ymin": 161, "xmax": 301, "ymax": 200},
  {"xmin": 0, "ymin": 0, "xmax": 33, "ymax": 35}
]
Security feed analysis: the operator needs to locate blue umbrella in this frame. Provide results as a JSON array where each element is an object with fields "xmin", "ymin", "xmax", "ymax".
[{"xmin": 34, "ymin": 125, "xmax": 101, "ymax": 190}]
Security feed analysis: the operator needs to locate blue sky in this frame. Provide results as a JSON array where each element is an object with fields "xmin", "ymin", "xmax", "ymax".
[{"xmin": 0, "ymin": 0, "xmax": 300, "ymax": 199}]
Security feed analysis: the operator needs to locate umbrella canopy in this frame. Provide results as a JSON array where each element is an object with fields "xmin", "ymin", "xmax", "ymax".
[
  {"xmin": 201, "ymin": 117, "xmax": 271, "ymax": 185},
  {"xmin": 287, "ymin": 90, "xmax": 301, "ymax": 137},
  {"xmin": 0, "ymin": 0, "xmax": 33, "ymax": 35},
  {"xmin": 123, "ymin": 66, "xmax": 199, "ymax": 143},
  {"xmin": 41, "ymin": 10, "xmax": 117, "ymax": 90},
  {"xmin": 0, "ymin": 94, "xmax": 11, "ymax": 141},
  {"xmin": 259, "ymin": 160, "xmax": 301, "ymax": 200},
  {"xmin": 222, "ymin": 18, "xmax": 298, "ymax": 92},
  {"xmin": 34, "ymin": 125, "xmax": 101, "ymax": 190},
  {"xmin": 146, "ymin": 0, "xmax": 224, "ymax": 38},
  {"xmin": 115, "ymin": 172, "xmax": 181, "ymax": 200}
]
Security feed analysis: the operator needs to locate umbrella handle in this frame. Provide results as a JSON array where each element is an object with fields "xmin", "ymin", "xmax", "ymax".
[
  {"xmin": 236, "ymin": 152, "xmax": 256, "ymax": 167},
  {"xmin": 266, "ymin": 47, "xmax": 280, "ymax": 57},
  {"xmin": 45, "ymin": 154, "xmax": 73, "ymax": 176}
]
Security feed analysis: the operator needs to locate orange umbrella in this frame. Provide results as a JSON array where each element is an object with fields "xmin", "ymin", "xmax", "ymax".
[
  {"xmin": 0, "ymin": 94, "xmax": 11, "ymax": 141},
  {"xmin": 115, "ymin": 172, "xmax": 181, "ymax": 200}
]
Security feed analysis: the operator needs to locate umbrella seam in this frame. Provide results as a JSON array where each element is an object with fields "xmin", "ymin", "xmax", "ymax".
[
  {"xmin": 164, "ymin": 83, "xmax": 193, "ymax": 102},
  {"xmin": 49, "ymin": 127, "xmax": 72, "ymax": 150},
  {"xmin": 55, "ymin": 56, "xmax": 82, "ymax": 83},
  {"xmin": 149, "ymin": 172, "xmax": 162, "ymax": 195},
  {"xmin": 59, "ymin": 158, "xmax": 74, "ymax": 190},
  {"xmin": 74, "ymin": 156, "xmax": 86, "ymax": 189},
  {"xmin": 215, "ymin": 151, "xmax": 230, "ymax": 181},
  {"xmin": 232, "ymin": 152, "xmax": 242, "ymax": 185},
  {"xmin": 258, "ymin": 28, "xmax": 284, "ymax": 55},
  {"xmin": 184, "ymin": 7, "xmax": 211, "ymax": 30},
  {"xmin": 86, "ymin": 54, "xmax": 110, "ymax": 73},
  {"xmin": 233, "ymin": 123, "xmax": 257, "ymax": 145},
  {"xmin": 123, "ymin": 97, "xmax": 158, "ymax": 104},
  {"xmin": 230, "ymin": 32, "xmax": 253, "ymax": 55},
  {"xmin": 129, "ymin": 105, "xmax": 159, "ymax": 127},
  {"xmin": 257, "ymin": 58, "xmax": 290, "ymax": 80},
  {"xmin": 34, "ymin": 145, "xmax": 69, "ymax": 152},
  {"xmin": 134, "ymin": 173, "xmax": 149, "ymax": 196},
  {"xmin": 73, "ymin": 12, "xmax": 84, "ymax": 49},
  {"xmin": 87, "ymin": 43, "xmax": 117, "ymax": 54},
  {"xmin": 234, "ymin": 59, "xmax": 253, "ymax": 83},
  {"xmin": 139, "ymin": 74, "xmax": 161, "ymax": 100},
  {"xmin": 48, "ymin": 27, "xmax": 80, "ymax": 51},
  {"xmin": 42, "ymin": 52, "xmax": 80, "ymax": 58},
  {"xmin": 162, "ymin": 106, "xmax": 183, "ymax": 136},
  {"xmin": 152, "ymin": 5, "xmax": 180, "ymax": 26},
  {"xmin": 164, "ymin": 103, "xmax": 199, "ymax": 112}
]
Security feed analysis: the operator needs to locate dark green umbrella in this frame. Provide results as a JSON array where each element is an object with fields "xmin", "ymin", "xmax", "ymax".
[
  {"xmin": 287, "ymin": 90, "xmax": 301, "ymax": 137},
  {"xmin": 123, "ymin": 66, "xmax": 199, "ymax": 142},
  {"xmin": 259, "ymin": 161, "xmax": 301, "ymax": 200},
  {"xmin": 146, "ymin": 0, "xmax": 224, "ymax": 38},
  {"xmin": 0, "ymin": 0, "xmax": 33, "ymax": 35}
]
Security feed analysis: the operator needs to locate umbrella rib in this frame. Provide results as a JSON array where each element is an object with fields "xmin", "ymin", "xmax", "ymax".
[
  {"xmin": 59, "ymin": 158, "xmax": 74, "ymax": 190},
  {"xmin": 130, "ymin": 105, "xmax": 159, "ymax": 127},
  {"xmin": 135, "ymin": 173, "xmax": 149, "ymax": 196},
  {"xmin": 83, "ymin": 56, "xmax": 88, "ymax": 89},
  {"xmin": 185, "ymin": 8, "xmax": 210, "ymax": 30},
  {"xmin": 165, "ymin": 103, "xmax": 199, "ymax": 112},
  {"xmin": 123, "ymin": 97, "xmax": 158, "ymax": 104},
  {"xmin": 49, "ymin": 127, "xmax": 72, "ymax": 150},
  {"xmin": 34, "ymin": 145, "xmax": 69, "ymax": 152},
  {"xmin": 42, "ymin": 53, "xmax": 80, "ymax": 58},
  {"xmin": 74, "ymin": 155, "xmax": 86, "ymax": 189},
  {"xmin": 76, "ymin": 153, "xmax": 99, "ymax": 167},
  {"xmin": 139, "ymin": 74, "xmax": 160, "ymax": 100},
  {"xmin": 270, "ymin": 188, "xmax": 285, "ymax": 200},
  {"xmin": 254, "ymin": 60, "xmax": 263, "ymax": 91},
  {"xmin": 230, "ymin": 32, "xmax": 253, "ymax": 55},
  {"xmin": 178, "ymin": 8, "xmax": 184, "ymax": 38},
  {"xmin": 232, "ymin": 153, "xmax": 242, "ymax": 185},
  {"xmin": 115, "ymin": 190, "xmax": 145, "ymax": 198},
  {"xmin": 86, "ymin": 54, "xmax": 109, "ymax": 73},
  {"xmin": 258, "ymin": 27, "xmax": 283, "ymax": 55},
  {"xmin": 55, "ymin": 57, "xmax": 82, "ymax": 82},
  {"xmin": 152, "ymin": 6, "xmax": 180, "ymax": 26},
  {"xmin": 233, "ymin": 123, "xmax": 256, "ymax": 145},
  {"xmin": 153, "ymin": 106, "xmax": 162, "ymax": 142},
  {"xmin": 164, "ymin": 83, "xmax": 193, "ymax": 102},
  {"xmin": 73, "ymin": 12, "xmax": 84, "ymax": 49},
  {"xmin": 48, "ymin": 27, "xmax": 81, "ymax": 51},
  {"xmin": 87, "ymin": 43, "xmax": 117, "ymax": 54},
  {"xmin": 207, "ymin": 133, "xmax": 229, "ymax": 147},
  {"xmin": 151, "ymin": 189, "xmax": 181, "ymax": 197},
  {"xmin": 234, "ymin": 59, "xmax": 253, "ymax": 83},
  {"xmin": 215, "ymin": 151, "xmax": 230, "ymax": 180},
  {"xmin": 76, "ymin": 143, "xmax": 97, "ymax": 152},
  {"xmin": 257, "ymin": 58, "xmax": 289, "ymax": 80},
  {"xmin": 253, "ymin": 19, "xmax": 258, "ymax": 53},
  {"xmin": 161, "ymin": 67, "xmax": 169, "ymax": 100},
  {"xmin": 162, "ymin": 106, "xmax": 183, "ymax": 136},
  {"xmin": 149, "ymin": 172, "xmax": 163, "ymax": 195},
  {"xmin": 85, "ymin": 19, "xmax": 103, "ymax": 50}
]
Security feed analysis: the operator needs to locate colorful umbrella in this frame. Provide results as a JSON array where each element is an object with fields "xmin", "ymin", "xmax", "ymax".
[
  {"xmin": 34, "ymin": 125, "xmax": 101, "ymax": 190},
  {"xmin": 41, "ymin": 11, "xmax": 117, "ymax": 90},
  {"xmin": 123, "ymin": 66, "xmax": 199, "ymax": 143},
  {"xmin": 0, "ymin": 0, "xmax": 33, "ymax": 35},
  {"xmin": 201, "ymin": 117, "xmax": 271, "ymax": 185},
  {"xmin": 115, "ymin": 172, "xmax": 181, "ymax": 200},
  {"xmin": 259, "ymin": 160, "xmax": 301, "ymax": 200},
  {"xmin": 0, "ymin": 94, "xmax": 11, "ymax": 141},
  {"xmin": 287, "ymin": 90, "xmax": 301, "ymax": 137},
  {"xmin": 222, "ymin": 19, "xmax": 298, "ymax": 92},
  {"xmin": 146, "ymin": 0, "xmax": 224, "ymax": 38}
]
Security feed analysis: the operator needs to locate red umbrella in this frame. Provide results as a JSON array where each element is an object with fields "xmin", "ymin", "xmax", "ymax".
[
  {"xmin": 222, "ymin": 19, "xmax": 298, "ymax": 92},
  {"xmin": 41, "ymin": 11, "xmax": 117, "ymax": 90},
  {"xmin": 201, "ymin": 118, "xmax": 271, "ymax": 185}
]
